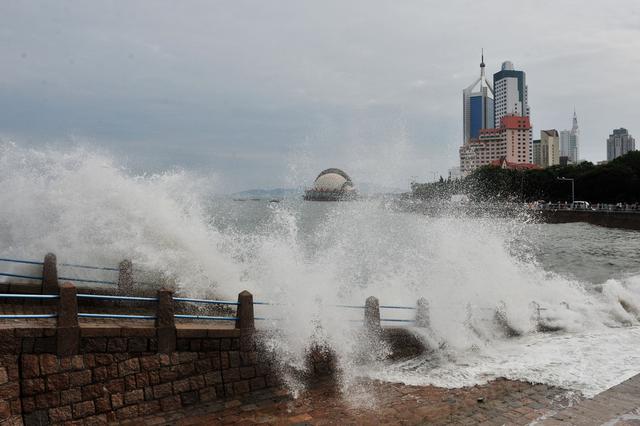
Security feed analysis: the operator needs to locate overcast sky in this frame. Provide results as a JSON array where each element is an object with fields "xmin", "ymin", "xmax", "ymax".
[{"xmin": 0, "ymin": 1, "xmax": 639, "ymax": 192}]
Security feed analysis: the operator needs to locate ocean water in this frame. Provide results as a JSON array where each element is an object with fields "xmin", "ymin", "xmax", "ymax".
[{"xmin": 1, "ymin": 142, "xmax": 640, "ymax": 398}]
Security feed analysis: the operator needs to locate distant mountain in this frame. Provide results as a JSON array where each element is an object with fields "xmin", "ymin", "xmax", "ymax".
[
  {"xmin": 232, "ymin": 183, "xmax": 405, "ymax": 199},
  {"xmin": 231, "ymin": 188, "xmax": 302, "ymax": 199}
]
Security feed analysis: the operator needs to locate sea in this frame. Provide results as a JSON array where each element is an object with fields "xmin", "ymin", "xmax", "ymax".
[{"xmin": 1, "ymin": 142, "xmax": 640, "ymax": 398}]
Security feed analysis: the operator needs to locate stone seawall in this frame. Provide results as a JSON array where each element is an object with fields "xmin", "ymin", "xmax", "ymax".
[
  {"xmin": 0, "ymin": 326, "xmax": 281, "ymax": 425},
  {"xmin": 537, "ymin": 210, "xmax": 640, "ymax": 231}
]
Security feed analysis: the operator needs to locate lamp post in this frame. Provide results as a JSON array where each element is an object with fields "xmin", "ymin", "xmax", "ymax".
[{"xmin": 557, "ymin": 177, "xmax": 575, "ymax": 206}]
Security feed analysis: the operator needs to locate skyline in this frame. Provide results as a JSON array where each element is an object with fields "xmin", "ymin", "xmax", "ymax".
[{"xmin": 0, "ymin": 1, "xmax": 639, "ymax": 192}]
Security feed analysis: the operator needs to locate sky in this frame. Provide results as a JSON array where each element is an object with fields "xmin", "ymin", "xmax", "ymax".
[{"xmin": 0, "ymin": 1, "xmax": 639, "ymax": 192}]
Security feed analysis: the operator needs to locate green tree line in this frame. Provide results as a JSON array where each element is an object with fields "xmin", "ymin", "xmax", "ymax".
[{"xmin": 411, "ymin": 151, "xmax": 640, "ymax": 203}]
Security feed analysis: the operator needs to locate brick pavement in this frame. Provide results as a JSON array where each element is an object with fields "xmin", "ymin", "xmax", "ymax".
[
  {"xmin": 542, "ymin": 373, "xmax": 640, "ymax": 425},
  {"xmin": 127, "ymin": 377, "xmax": 578, "ymax": 425}
]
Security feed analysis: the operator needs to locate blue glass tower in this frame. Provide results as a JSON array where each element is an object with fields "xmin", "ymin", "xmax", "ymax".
[{"xmin": 463, "ymin": 51, "xmax": 494, "ymax": 145}]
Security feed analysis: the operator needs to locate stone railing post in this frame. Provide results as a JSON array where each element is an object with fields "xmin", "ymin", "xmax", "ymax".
[
  {"xmin": 415, "ymin": 297, "xmax": 430, "ymax": 328},
  {"xmin": 118, "ymin": 260, "xmax": 133, "ymax": 294},
  {"xmin": 235, "ymin": 290, "xmax": 254, "ymax": 331},
  {"xmin": 364, "ymin": 296, "xmax": 381, "ymax": 333},
  {"xmin": 42, "ymin": 253, "xmax": 59, "ymax": 294},
  {"xmin": 156, "ymin": 289, "xmax": 176, "ymax": 353},
  {"xmin": 57, "ymin": 282, "xmax": 79, "ymax": 356}
]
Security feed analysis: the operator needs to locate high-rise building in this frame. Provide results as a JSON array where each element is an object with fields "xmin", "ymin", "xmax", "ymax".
[
  {"xmin": 569, "ymin": 110, "xmax": 579, "ymax": 163},
  {"xmin": 559, "ymin": 130, "xmax": 570, "ymax": 158},
  {"xmin": 532, "ymin": 139, "xmax": 541, "ymax": 166},
  {"xmin": 607, "ymin": 128, "xmax": 636, "ymax": 161},
  {"xmin": 493, "ymin": 61, "xmax": 531, "ymax": 162},
  {"xmin": 537, "ymin": 129, "xmax": 560, "ymax": 168},
  {"xmin": 493, "ymin": 61, "xmax": 530, "ymax": 128},
  {"xmin": 463, "ymin": 51, "xmax": 494, "ymax": 145},
  {"xmin": 459, "ymin": 115, "xmax": 532, "ymax": 173},
  {"xmin": 559, "ymin": 110, "xmax": 580, "ymax": 163}
]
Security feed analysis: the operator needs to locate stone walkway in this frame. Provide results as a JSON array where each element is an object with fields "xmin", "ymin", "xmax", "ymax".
[
  {"xmin": 126, "ymin": 378, "xmax": 578, "ymax": 425},
  {"xmin": 542, "ymin": 373, "xmax": 640, "ymax": 425}
]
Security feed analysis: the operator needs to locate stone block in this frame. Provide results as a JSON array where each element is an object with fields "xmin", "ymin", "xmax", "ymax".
[
  {"xmin": 140, "ymin": 355, "xmax": 160, "ymax": 370},
  {"xmin": 21, "ymin": 355, "xmax": 40, "ymax": 378},
  {"xmin": 33, "ymin": 337, "xmax": 56, "ymax": 353},
  {"xmin": 199, "ymin": 387, "xmax": 217, "ymax": 402},
  {"xmin": 60, "ymin": 388, "xmax": 82, "ymax": 404},
  {"xmin": 160, "ymin": 395, "xmax": 181, "ymax": 412},
  {"xmin": 127, "ymin": 337, "xmax": 148, "ymax": 352},
  {"xmin": 94, "ymin": 354, "xmax": 114, "ymax": 366},
  {"xmin": 124, "ymin": 374, "xmax": 137, "ymax": 391},
  {"xmin": 153, "ymin": 383, "xmax": 173, "ymax": 399},
  {"xmin": 250, "ymin": 377, "xmax": 266, "ymax": 391},
  {"xmin": 233, "ymin": 380, "xmax": 250, "ymax": 395},
  {"xmin": 0, "ymin": 382, "xmax": 19, "ymax": 401},
  {"xmin": 229, "ymin": 351, "xmax": 241, "ymax": 368},
  {"xmin": 204, "ymin": 371, "xmax": 222, "ymax": 386},
  {"xmin": 135, "ymin": 372, "xmax": 149, "ymax": 388},
  {"xmin": 23, "ymin": 410, "xmax": 48, "ymax": 426},
  {"xmin": 49, "ymin": 405, "xmax": 72, "ymax": 422},
  {"xmin": 0, "ymin": 400, "xmax": 11, "ymax": 420},
  {"xmin": 40, "ymin": 354, "xmax": 59, "ymax": 375},
  {"xmin": 177, "ymin": 352, "xmax": 198, "ymax": 363},
  {"xmin": 105, "ymin": 379, "xmax": 125, "ymax": 394},
  {"xmin": 180, "ymin": 390, "xmax": 199, "ymax": 406},
  {"xmin": 138, "ymin": 400, "xmax": 160, "ymax": 416},
  {"xmin": 22, "ymin": 378, "xmax": 46, "ymax": 396},
  {"xmin": 93, "ymin": 366, "xmax": 108, "ymax": 381},
  {"xmin": 177, "ymin": 362, "xmax": 195, "ymax": 378},
  {"xmin": 83, "ymin": 354, "xmax": 96, "ymax": 368},
  {"xmin": 35, "ymin": 392, "xmax": 60, "ymax": 410},
  {"xmin": 83, "ymin": 338, "xmax": 107, "ymax": 352},
  {"xmin": 69, "ymin": 369, "xmax": 92, "ymax": 387},
  {"xmin": 158, "ymin": 354, "xmax": 171, "ymax": 366},
  {"xmin": 83, "ymin": 413, "xmax": 109, "ymax": 425},
  {"xmin": 94, "ymin": 397, "xmax": 111, "ymax": 414},
  {"xmin": 240, "ymin": 366, "xmax": 255, "ymax": 380},
  {"xmin": 10, "ymin": 398, "xmax": 21, "ymax": 415},
  {"xmin": 124, "ymin": 389, "xmax": 144, "ymax": 405},
  {"xmin": 159, "ymin": 366, "xmax": 177, "ymax": 382},
  {"xmin": 220, "ymin": 339, "xmax": 231, "ymax": 351},
  {"xmin": 22, "ymin": 397, "xmax": 35, "ymax": 414},
  {"xmin": 118, "ymin": 358, "xmax": 140, "ymax": 376},
  {"xmin": 116, "ymin": 404, "xmax": 139, "ymax": 420},
  {"xmin": 148, "ymin": 371, "xmax": 161, "ymax": 385},
  {"xmin": 201, "ymin": 339, "xmax": 220, "ymax": 352},
  {"xmin": 189, "ymin": 375, "xmax": 205, "ymax": 390},
  {"xmin": 172, "ymin": 379, "xmax": 190, "ymax": 394},
  {"xmin": 190, "ymin": 339, "xmax": 201, "ymax": 351},
  {"xmin": 195, "ymin": 358, "xmax": 212, "ymax": 373},
  {"xmin": 107, "ymin": 338, "xmax": 127, "ymax": 353},
  {"xmin": 222, "ymin": 368, "xmax": 240, "ymax": 382},
  {"xmin": 82, "ymin": 383, "xmax": 107, "ymax": 400},
  {"xmin": 111, "ymin": 393, "xmax": 124, "ymax": 410},
  {"xmin": 73, "ymin": 400, "xmax": 95, "ymax": 419}
]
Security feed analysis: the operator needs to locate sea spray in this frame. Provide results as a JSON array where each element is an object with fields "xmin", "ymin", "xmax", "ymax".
[{"xmin": 2, "ymin": 142, "xmax": 640, "ymax": 399}]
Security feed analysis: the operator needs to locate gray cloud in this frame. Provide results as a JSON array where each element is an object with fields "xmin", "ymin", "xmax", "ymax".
[{"xmin": 0, "ymin": 1, "xmax": 639, "ymax": 192}]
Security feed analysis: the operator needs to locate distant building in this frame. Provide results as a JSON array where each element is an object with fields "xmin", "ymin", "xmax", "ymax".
[
  {"xmin": 490, "ymin": 157, "xmax": 539, "ymax": 171},
  {"xmin": 559, "ymin": 111, "xmax": 580, "ymax": 164},
  {"xmin": 459, "ymin": 115, "xmax": 534, "ymax": 173},
  {"xmin": 448, "ymin": 166, "xmax": 463, "ymax": 180},
  {"xmin": 532, "ymin": 139, "xmax": 541, "ymax": 166},
  {"xmin": 463, "ymin": 51, "xmax": 494, "ymax": 145},
  {"xmin": 559, "ymin": 156, "xmax": 569, "ymax": 166},
  {"xmin": 493, "ymin": 61, "xmax": 531, "ymax": 162},
  {"xmin": 304, "ymin": 168, "xmax": 357, "ymax": 201},
  {"xmin": 607, "ymin": 128, "xmax": 636, "ymax": 161},
  {"xmin": 536, "ymin": 129, "xmax": 560, "ymax": 168}
]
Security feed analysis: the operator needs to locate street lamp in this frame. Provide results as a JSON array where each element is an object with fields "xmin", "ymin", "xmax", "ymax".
[{"xmin": 557, "ymin": 177, "xmax": 575, "ymax": 205}]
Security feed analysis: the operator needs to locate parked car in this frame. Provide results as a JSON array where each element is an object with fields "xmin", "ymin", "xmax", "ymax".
[{"xmin": 571, "ymin": 201, "xmax": 591, "ymax": 210}]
